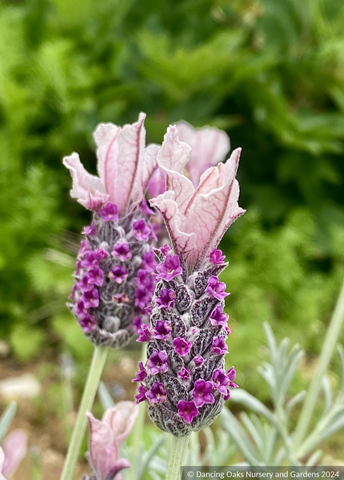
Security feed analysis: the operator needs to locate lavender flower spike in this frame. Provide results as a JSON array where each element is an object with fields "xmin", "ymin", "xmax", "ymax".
[
  {"xmin": 84, "ymin": 402, "xmax": 138, "ymax": 480},
  {"xmin": 135, "ymin": 125, "xmax": 243, "ymax": 436},
  {"xmin": 63, "ymin": 114, "xmax": 159, "ymax": 348}
]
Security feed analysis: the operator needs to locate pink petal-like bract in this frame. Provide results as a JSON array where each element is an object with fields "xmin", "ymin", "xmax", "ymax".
[
  {"xmin": 63, "ymin": 113, "xmax": 158, "ymax": 214},
  {"xmin": 86, "ymin": 402, "xmax": 138, "ymax": 480},
  {"xmin": 0, "ymin": 448, "xmax": 6, "ymax": 480},
  {"xmin": 150, "ymin": 125, "xmax": 245, "ymax": 270},
  {"xmin": 2, "ymin": 430, "xmax": 27, "ymax": 478},
  {"xmin": 175, "ymin": 121, "xmax": 230, "ymax": 187}
]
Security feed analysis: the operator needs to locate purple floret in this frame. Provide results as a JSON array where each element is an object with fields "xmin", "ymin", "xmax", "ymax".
[
  {"xmin": 212, "ymin": 336, "xmax": 228, "ymax": 355},
  {"xmin": 79, "ymin": 314, "xmax": 96, "ymax": 333},
  {"xmin": 82, "ymin": 289, "xmax": 99, "ymax": 308},
  {"xmin": 82, "ymin": 221, "xmax": 96, "ymax": 236},
  {"xmin": 109, "ymin": 265, "xmax": 128, "ymax": 284},
  {"xmin": 209, "ymin": 305, "xmax": 228, "ymax": 326},
  {"xmin": 135, "ymin": 384, "xmax": 148, "ymax": 404},
  {"xmin": 147, "ymin": 350, "xmax": 168, "ymax": 375},
  {"xmin": 112, "ymin": 241, "xmax": 132, "ymax": 261},
  {"xmin": 155, "ymin": 288, "xmax": 176, "ymax": 310},
  {"xmin": 88, "ymin": 266, "xmax": 104, "ymax": 287},
  {"xmin": 78, "ymin": 274, "xmax": 94, "ymax": 293},
  {"xmin": 156, "ymin": 254, "xmax": 183, "ymax": 281},
  {"xmin": 132, "ymin": 362, "xmax": 148, "ymax": 383},
  {"xmin": 133, "ymin": 219, "xmax": 151, "ymax": 241},
  {"xmin": 212, "ymin": 368, "xmax": 230, "ymax": 396},
  {"xmin": 192, "ymin": 379, "xmax": 215, "ymax": 408},
  {"xmin": 137, "ymin": 324, "xmax": 152, "ymax": 343},
  {"xmin": 205, "ymin": 276, "xmax": 229, "ymax": 301},
  {"xmin": 99, "ymin": 202, "xmax": 119, "ymax": 221},
  {"xmin": 153, "ymin": 320, "xmax": 172, "ymax": 340},
  {"xmin": 141, "ymin": 250, "xmax": 157, "ymax": 271},
  {"xmin": 173, "ymin": 337, "xmax": 192, "ymax": 357},
  {"xmin": 178, "ymin": 368, "xmax": 190, "ymax": 380},
  {"xmin": 177, "ymin": 400, "xmax": 199, "ymax": 424},
  {"xmin": 209, "ymin": 248, "xmax": 225, "ymax": 265},
  {"xmin": 146, "ymin": 382, "xmax": 167, "ymax": 404},
  {"xmin": 194, "ymin": 356, "xmax": 204, "ymax": 366}
]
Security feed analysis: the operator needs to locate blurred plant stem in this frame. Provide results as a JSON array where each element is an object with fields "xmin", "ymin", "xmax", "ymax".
[
  {"xmin": 166, "ymin": 435, "xmax": 190, "ymax": 480},
  {"xmin": 293, "ymin": 279, "xmax": 344, "ymax": 450},
  {"xmin": 59, "ymin": 346, "xmax": 109, "ymax": 480}
]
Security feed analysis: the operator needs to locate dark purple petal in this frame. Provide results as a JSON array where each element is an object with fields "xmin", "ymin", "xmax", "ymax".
[
  {"xmin": 177, "ymin": 400, "xmax": 199, "ymax": 424},
  {"xmin": 141, "ymin": 250, "xmax": 157, "ymax": 271},
  {"xmin": 77, "ymin": 274, "xmax": 94, "ymax": 292},
  {"xmin": 136, "ymin": 270, "xmax": 155, "ymax": 291},
  {"xmin": 135, "ymin": 289, "xmax": 152, "ymax": 309},
  {"xmin": 82, "ymin": 289, "xmax": 99, "ymax": 308},
  {"xmin": 132, "ymin": 316, "xmax": 143, "ymax": 334},
  {"xmin": 178, "ymin": 368, "xmax": 190, "ymax": 380},
  {"xmin": 212, "ymin": 368, "xmax": 230, "ymax": 396},
  {"xmin": 79, "ymin": 314, "xmax": 96, "ymax": 333},
  {"xmin": 81, "ymin": 250, "xmax": 99, "ymax": 268},
  {"xmin": 205, "ymin": 276, "xmax": 229, "ymax": 301},
  {"xmin": 173, "ymin": 337, "xmax": 192, "ymax": 356},
  {"xmin": 132, "ymin": 362, "xmax": 147, "ymax": 383},
  {"xmin": 153, "ymin": 320, "xmax": 172, "ymax": 340},
  {"xmin": 137, "ymin": 324, "xmax": 152, "ymax": 343},
  {"xmin": 112, "ymin": 242, "xmax": 132, "ymax": 261},
  {"xmin": 82, "ymin": 221, "xmax": 96, "ymax": 236},
  {"xmin": 88, "ymin": 266, "xmax": 104, "ymax": 287},
  {"xmin": 209, "ymin": 248, "xmax": 225, "ymax": 265},
  {"xmin": 133, "ymin": 219, "xmax": 151, "ymax": 241},
  {"xmin": 109, "ymin": 265, "xmax": 128, "ymax": 284},
  {"xmin": 227, "ymin": 367, "xmax": 238, "ymax": 388},
  {"xmin": 74, "ymin": 299, "xmax": 89, "ymax": 319},
  {"xmin": 146, "ymin": 382, "xmax": 167, "ymax": 404},
  {"xmin": 156, "ymin": 254, "xmax": 183, "ymax": 281},
  {"xmin": 160, "ymin": 244, "xmax": 172, "ymax": 256},
  {"xmin": 194, "ymin": 356, "xmax": 204, "ymax": 366},
  {"xmin": 209, "ymin": 305, "xmax": 228, "ymax": 326},
  {"xmin": 99, "ymin": 202, "xmax": 119, "ymax": 221},
  {"xmin": 192, "ymin": 379, "xmax": 215, "ymax": 408},
  {"xmin": 155, "ymin": 288, "xmax": 176, "ymax": 310},
  {"xmin": 147, "ymin": 350, "xmax": 168, "ymax": 375},
  {"xmin": 135, "ymin": 384, "xmax": 148, "ymax": 404},
  {"xmin": 212, "ymin": 336, "xmax": 228, "ymax": 355}
]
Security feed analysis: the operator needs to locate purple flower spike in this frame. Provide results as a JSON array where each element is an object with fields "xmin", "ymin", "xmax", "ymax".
[
  {"xmin": 173, "ymin": 337, "xmax": 192, "ymax": 357},
  {"xmin": 212, "ymin": 368, "xmax": 230, "ymax": 396},
  {"xmin": 78, "ymin": 274, "xmax": 94, "ymax": 293},
  {"xmin": 109, "ymin": 265, "xmax": 128, "ymax": 284},
  {"xmin": 88, "ymin": 266, "xmax": 104, "ymax": 286},
  {"xmin": 132, "ymin": 362, "xmax": 147, "ymax": 383},
  {"xmin": 82, "ymin": 221, "xmax": 96, "ymax": 236},
  {"xmin": 82, "ymin": 289, "xmax": 99, "ymax": 308},
  {"xmin": 146, "ymin": 382, "xmax": 167, "ymax": 405},
  {"xmin": 137, "ymin": 324, "xmax": 152, "ymax": 343},
  {"xmin": 194, "ymin": 356, "xmax": 204, "ymax": 366},
  {"xmin": 177, "ymin": 400, "xmax": 199, "ymax": 424},
  {"xmin": 178, "ymin": 368, "xmax": 190, "ymax": 380},
  {"xmin": 209, "ymin": 248, "xmax": 225, "ymax": 265},
  {"xmin": 192, "ymin": 379, "xmax": 215, "ymax": 408},
  {"xmin": 212, "ymin": 337, "xmax": 228, "ymax": 355},
  {"xmin": 79, "ymin": 315, "xmax": 96, "ymax": 333},
  {"xmin": 133, "ymin": 219, "xmax": 151, "ymax": 241},
  {"xmin": 155, "ymin": 288, "xmax": 176, "ymax": 310},
  {"xmin": 99, "ymin": 202, "xmax": 119, "ymax": 221},
  {"xmin": 210, "ymin": 305, "xmax": 229, "ymax": 326},
  {"xmin": 205, "ymin": 276, "xmax": 229, "ymax": 301},
  {"xmin": 153, "ymin": 320, "xmax": 172, "ymax": 340},
  {"xmin": 112, "ymin": 241, "xmax": 132, "ymax": 261},
  {"xmin": 156, "ymin": 254, "xmax": 183, "ymax": 281},
  {"xmin": 147, "ymin": 350, "xmax": 168, "ymax": 375},
  {"xmin": 135, "ymin": 384, "xmax": 148, "ymax": 404},
  {"xmin": 141, "ymin": 250, "xmax": 157, "ymax": 271}
]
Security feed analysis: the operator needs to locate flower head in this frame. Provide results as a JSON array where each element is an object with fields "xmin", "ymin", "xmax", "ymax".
[
  {"xmin": 86, "ymin": 402, "xmax": 138, "ymax": 480},
  {"xmin": 156, "ymin": 254, "xmax": 183, "ymax": 281},
  {"xmin": 146, "ymin": 382, "xmax": 167, "ymax": 405},
  {"xmin": 147, "ymin": 350, "xmax": 168, "ymax": 375}
]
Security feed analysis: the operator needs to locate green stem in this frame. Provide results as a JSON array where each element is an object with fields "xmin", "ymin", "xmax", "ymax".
[
  {"xmin": 293, "ymin": 279, "xmax": 344, "ymax": 451},
  {"xmin": 60, "ymin": 346, "xmax": 109, "ymax": 480},
  {"xmin": 166, "ymin": 435, "xmax": 190, "ymax": 480}
]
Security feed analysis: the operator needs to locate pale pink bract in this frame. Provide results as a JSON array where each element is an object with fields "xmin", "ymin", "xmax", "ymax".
[
  {"xmin": 2, "ymin": 430, "xmax": 27, "ymax": 479},
  {"xmin": 0, "ymin": 448, "xmax": 6, "ymax": 480},
  {"xmin": 86, "ymin": 401, "xmax": 139, "ymax": 480},
  {"xmin": 63, "ymin": 113, "xmax": 159, "ymax": 214},
  {"xmin": 150, "ymin": 125, "xmax": 245, "ymax": 269}
]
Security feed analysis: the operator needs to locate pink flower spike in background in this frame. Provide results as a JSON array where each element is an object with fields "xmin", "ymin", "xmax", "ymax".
[
  {"xmin": 1, "ymin": 430, "xmax": 27, "ymax": 479},
  {"xmin": 86, "ymin": 402, "xmax": 138, "ymax": 480}
]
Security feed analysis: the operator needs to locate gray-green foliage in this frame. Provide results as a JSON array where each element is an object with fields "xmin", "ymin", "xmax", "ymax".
[
  {"xmin": 221, "ymin": 324, "xmax": 344, "ymax": 465},
  {"xmin": 1, "ymin": 0, "xmax": 344, "ymax": 363}
]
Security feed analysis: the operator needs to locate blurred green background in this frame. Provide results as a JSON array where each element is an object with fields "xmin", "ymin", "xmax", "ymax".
[{"xmin": 1, "ymin": 0, "xmax": 344, "ymax": 399}]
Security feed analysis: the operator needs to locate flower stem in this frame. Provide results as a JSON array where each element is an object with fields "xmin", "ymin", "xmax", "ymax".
[
  {"xmin": 166, "ymin": 435, "xmax": 190, "ymax": 480},
  {"xmin": 59, "ymin": 345, "xmax": 109, "ymax": 480},
  {"xmin": 293, "ymin": 279, "xmax": 344, "ymax": 451}
]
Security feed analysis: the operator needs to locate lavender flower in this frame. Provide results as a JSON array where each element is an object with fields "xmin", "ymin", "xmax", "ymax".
[
  {"xmin": 85, "ymin": 402, "xmax": 138, "ymax": 480},
  {"xmin": 134, "ymin": 125, "xmax": 243, "ymax": 436},
  {"xmin": 63, "ymin": 114, "xmax": 159, "ymax": 348}
]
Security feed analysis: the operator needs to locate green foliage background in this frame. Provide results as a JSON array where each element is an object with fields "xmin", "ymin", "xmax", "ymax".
[{"xmin": 1, "ymin": 0, "xmax": 344, "ymax": 393}]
